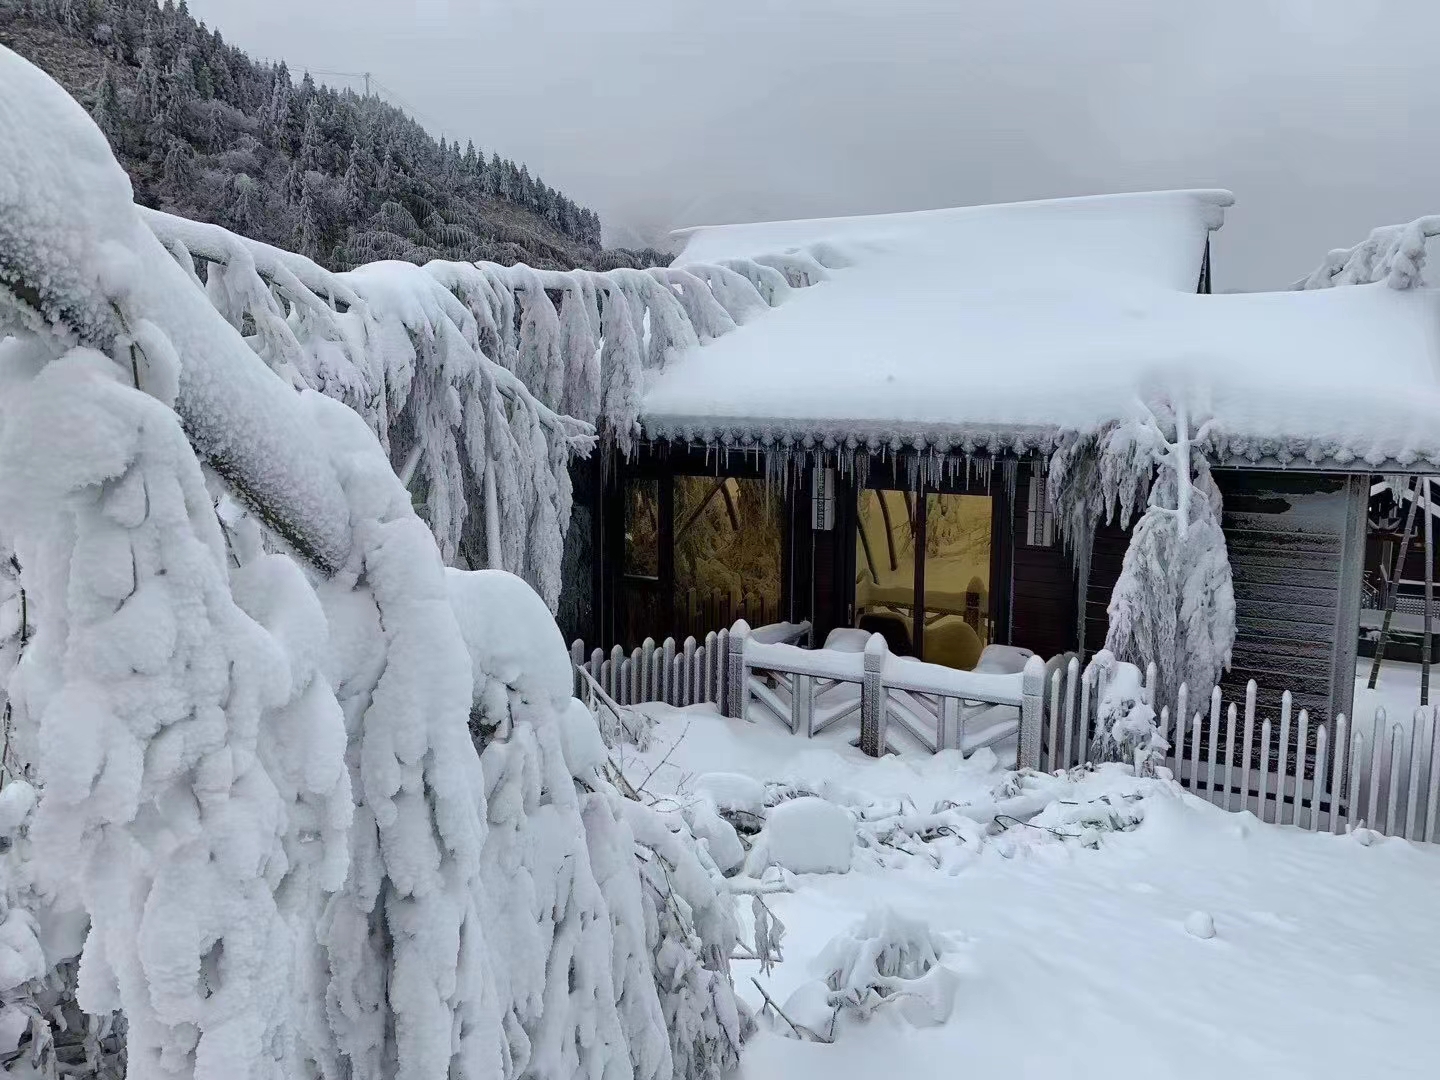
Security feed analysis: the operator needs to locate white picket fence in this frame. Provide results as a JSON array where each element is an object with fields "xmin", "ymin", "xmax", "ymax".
[
  {"xmin": 572, "ymin": 621, "xmax": 1440, "ymax": 845},
  {"xmin": 1041, "ymin": 657, "xmax": 1440, "ymax": 842},
  {"xmin": 569, "ymin": 620, "xmax": 811, "ymax": 713}
]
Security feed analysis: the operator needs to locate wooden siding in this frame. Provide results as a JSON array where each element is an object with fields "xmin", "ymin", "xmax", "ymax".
[
  {"xmin": 1010, "ymin": 468, "xmax": 1077, "ymax": 660},
  {"xmin": 1084, "ymin": 518, "xmax": 1130, "ymax": 659},
  {"xmin": 1215, "ymin": 470, "xmax": 1365, "ymax": 726}
]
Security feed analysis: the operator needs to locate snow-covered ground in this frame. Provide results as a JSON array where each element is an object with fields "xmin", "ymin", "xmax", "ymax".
[
  {"xmin": 1355, "ymin": 657, "xmax": 1436, "ymax": 724},
  {"xmin": 624, "ymin": 701, "xmax": 1440, "ymax": 1079}
]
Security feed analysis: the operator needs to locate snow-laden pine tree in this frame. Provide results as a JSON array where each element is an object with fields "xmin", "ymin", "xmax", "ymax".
[{"xmin": 1050, "ymin": 396, "xmax": 1236, "ymax": 757}]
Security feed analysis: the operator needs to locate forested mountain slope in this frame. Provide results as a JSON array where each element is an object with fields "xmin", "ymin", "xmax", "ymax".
[{"xmin": 0, "ymin": 0, "xmax": 667, "ymax": 271}]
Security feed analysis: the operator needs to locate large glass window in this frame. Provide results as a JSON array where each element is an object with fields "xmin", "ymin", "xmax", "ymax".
[
  {"xmin": 854, "ymin": 488, "xmax": 993, "ymax": 669},
  {"xmin": 674, "ymin": 476, "xmax": 782, "ymax": 639}
]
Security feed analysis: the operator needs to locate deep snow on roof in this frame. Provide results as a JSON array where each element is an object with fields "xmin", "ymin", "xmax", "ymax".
[{"xmin": 644, "ymin": 191, "xmax": 1440, "ymax": 467}]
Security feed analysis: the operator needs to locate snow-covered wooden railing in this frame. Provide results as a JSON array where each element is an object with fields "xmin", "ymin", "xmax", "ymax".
[
  {"xmin": 1042, "ymin": 659, "xmax": 1440, "ymax": 843},
  {"xmin": 569, "ymin": 620, "xmax": 812, "ymax": 714},
  {"xmin": 725, "ymin": 624, "xmax": 1046, "ymax": 764}
]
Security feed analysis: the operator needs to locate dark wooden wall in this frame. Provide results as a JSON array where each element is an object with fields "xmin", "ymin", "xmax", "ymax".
[
  {"xmin": 1084, "ymin": 519, "xmax": 1130, "ymax": 658},
  {"xmin": 1214, "ymin": 470, "xmax": 1366, "ymax": 725},
  {"xmin": 1011, "ymin": 467, "xmax": 1077, "ymax": 661}
]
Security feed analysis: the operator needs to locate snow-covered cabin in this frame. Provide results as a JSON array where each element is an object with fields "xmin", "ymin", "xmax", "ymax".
[{"xmin": 577, "ymin": 190, "xmax": 1440, "ymax": 726}]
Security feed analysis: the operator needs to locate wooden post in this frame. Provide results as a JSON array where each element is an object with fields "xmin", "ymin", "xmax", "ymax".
[
  {"xmin": 1019, "ymin": 655, "xmax": 1045, "ymax": 770},
  {"xmin": 725, "ymin": 620, "xmax": 749, "ymax": 720},
  {"xmin": 791, "ymin": 673, "xmax": 814, "ymax": 737},
  {"xmin": 683, "ymin": 636, "xmax": 697, "ymax": 705},
  {"xmin": 859, "ymin": 632, "xmax": 889, "ymax": 757},
  {"xmin": 940, "ymin": 696, "xmax": 960, "ymax": 753},
  {"xmin": 570, "ymin": 639, "xmax": 584, "ymax": 697}
]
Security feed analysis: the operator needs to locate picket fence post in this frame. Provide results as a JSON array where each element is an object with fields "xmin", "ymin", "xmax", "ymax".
[
  {"xmin": 1018, "ymin": 655, "xmax": 1045, "ymax": 771},
  {"xmin": 859, "ymin": 632, "xmax": 889, "ymax": 757},
  {"xmin": 725, "ymin": 620, "xmax": 749, "ymax": 720}
]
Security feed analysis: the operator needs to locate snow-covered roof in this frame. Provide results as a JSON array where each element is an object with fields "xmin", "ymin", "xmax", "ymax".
[{"xmin": 643, "ymin": 191, "xmax": 1440, "ymax": 470}]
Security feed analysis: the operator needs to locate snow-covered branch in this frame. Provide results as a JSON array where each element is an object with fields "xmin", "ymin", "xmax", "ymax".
[{"xmin": 1293, "ymin": 214, "xmax": 1440, "ymax": 291}]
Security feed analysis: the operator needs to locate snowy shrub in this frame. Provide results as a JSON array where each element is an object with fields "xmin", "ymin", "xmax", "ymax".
[
  {"xmin": 1085, "ymin": 651, "xmax": 1168, "ymax": 772},
  {"xmin": 778, "ymin": 908, "xmax": 958, "ymax": 1037}
]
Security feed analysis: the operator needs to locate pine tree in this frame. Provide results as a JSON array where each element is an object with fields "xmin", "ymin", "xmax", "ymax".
[
  {"xmin": 295, "ymin": 176, "xmax": 322, "ymax": 261},
  {"xmin": 228, "ymin": 172, "xmax": 260, "ymax": 234},
  {"xmin": 342, "ymin": 137, "xmax": 367, "ymax": 218},
  {"xmin": 89, "ymin": 61, "xmax": 121, "ymax": 143},
  {"xmin": 162, "ymin": 137, "xmax": 194, "ymax": 190}
]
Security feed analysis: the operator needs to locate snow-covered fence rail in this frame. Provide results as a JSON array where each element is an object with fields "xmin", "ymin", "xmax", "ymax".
[
  {"xmin": 724, "ymin": 625, "xmax": 1046, "ymax": 764},
  {"xmin": 569, "ymin": 620, "xmax": 811, "ymax": 714},
  {"xmin": 1041, "ymin": 660, "xmax": 1440, "ymax": 842}
]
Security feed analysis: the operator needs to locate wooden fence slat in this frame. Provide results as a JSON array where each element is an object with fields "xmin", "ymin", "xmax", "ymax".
[
  {"xmin": 1077, "ymin": 664, "xmax": 1092, "ymax": 767},
  {"xmin": 1349, "ymin": 731, "xmax": 1366, "ymax": 834},
  {"xmin": 1422, "ymin": 711, "xmax": 1434, "ymax": 846},
  {"xmin": 1258, "ymin": 718, "xmax": 1273, "ymax": 822},
  {"xmin": 1189, "ymin": 709, "xmax": 1202, "ymax": 799},
  {"xmin": 1367, "ymin": 707, "xmax": 1386, "ymax": 829},
  {"xmin": 1206, "ymin": 688, "xmax": 1222, "ymax": 800},
  {"xmin": 1277, "ymin": 691, "xmax": 1292, "ymax": 825},
  {"xmin": 683, "ymin": 636, "xmax": 697, "ymax": 705},
  {"xmin": 1064, "ymin": 660, "xmax": 1080, "ymax": 770},
  {"xmin": 704, "ymin": 631, "xmax": 718, "ymax": 702},
  {"xmin": 1048, "ymin": 669, "xmax": 1062, "ymax": 773},
  {"xmin": 1062, "ymin": 665, "xmax": 1078, "ymax": 773},
  {"xmin": 1330, "ymin": 713, "xmax": 1348, "ymax": 834},
  {"xmin": 641, "ymin": 638, "xmax": 655, "ymax": 703},
  {"xmin": 1311, "ymin": 725, "xmax": 1328, "ymax": 831},
  {"xmin": 630, "ymin": 647, "xmax": 642, "ymax": 705},
  {"xmin": 1387, "ymin": 723, "xmax": 1406, "ymax": 836},
  {"xmin": 1175, "ymin": 682, "xmax": 1189, "ymax": 770},
  {"xmin": 1291, "ymin": 709, "xmax": 1309, "ymax": 829},
  {"xmin": 1407, "ymin": 708, "xmax": 1427, "ymax": 840},
  {"xmin": 1223, "ymin": 702, "xmax": 1238, "ymax": 811},
  {"xmin": 1172, "ymin": 708, "xmax": 1186, "ymax": 782},
  {"xmin": 1240, "ymin": 682, "xmax": 1256, "ymax": 815}
]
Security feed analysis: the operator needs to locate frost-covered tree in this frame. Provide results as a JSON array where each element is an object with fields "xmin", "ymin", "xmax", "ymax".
[{"xmin": 1051, "ymin": 396, "xmax": 1236, "ymax": 739}]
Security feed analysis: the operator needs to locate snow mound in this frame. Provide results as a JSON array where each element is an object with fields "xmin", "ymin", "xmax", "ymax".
[
  {"xmin": 685, "ymin": 800, "xmax": 746, "ymax": 875},
  {"xmin": 780, "ymin": 907, "xmax": 960, "ymax": 1036},
  {"xmin": 1185, "ymin": 911, "xmax": 1217, "ymax": 939},
  {"xmin": 695, "ymin": 772, "xmax": 767, "ymax": 815},
  {"xmin": 761, "ymin": 797, "xmax": 854, "ymax": 874}
]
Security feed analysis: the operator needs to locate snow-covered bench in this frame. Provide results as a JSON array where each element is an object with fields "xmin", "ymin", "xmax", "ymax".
[{"xmin": 725, "ymin": 621, "xmax": 1046, "ymax": 765}]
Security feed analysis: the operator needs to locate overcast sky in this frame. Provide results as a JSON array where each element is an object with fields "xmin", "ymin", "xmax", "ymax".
[{"xmin": 189, "ymin": 0, "xmax": 1440, "ymax": 290}]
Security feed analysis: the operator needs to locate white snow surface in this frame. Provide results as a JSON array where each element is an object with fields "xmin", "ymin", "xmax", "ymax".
[
  {"xmin": 757, "ymin": 798, "xmax": 854, "ymax": 875},
  {"xmin": 626, "ymin": 701, "xmax": 1440, "ymax": 1078},
  {"xmin": 648, "ymin": 192, "xmax": 1440, "ymax": 467}
]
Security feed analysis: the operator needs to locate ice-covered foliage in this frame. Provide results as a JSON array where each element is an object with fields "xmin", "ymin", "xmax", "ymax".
[
  {"xmin": 1051, "ymin": 396, "xmax": 1235, "ymax": 707},
  {"xmin": 0, "ymin": 350, "xmax": 351, "ymax": 1079},
  {"xmin": 776, "ymin": 908, "xmax": 958, "ymax": 1038},
  {"xmin": 1083, "ymin": 651, "xmax": 1167, "ymax": 771},
  {"xmin": 0, "ymin": 47, "xmax": 755, "ymax": 1080},
  {"xmin": 1295, "ymin": 214, "xmax": 1440, "ymax": 290},
  {"xmin": 138, "ymin": 206, "xmax": 821, "ymax": 608},
  {"xmin": 445, "ymin": 568, "xmax": 745, "ymax": 1080}
]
